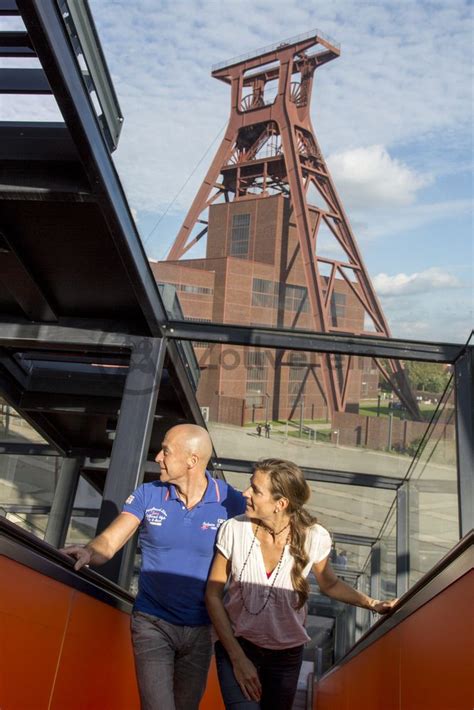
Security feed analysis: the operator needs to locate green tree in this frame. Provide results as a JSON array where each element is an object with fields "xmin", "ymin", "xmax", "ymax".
[{"xmin": 405, "ymin": 362, "xmax": 450, "ymax": 393}]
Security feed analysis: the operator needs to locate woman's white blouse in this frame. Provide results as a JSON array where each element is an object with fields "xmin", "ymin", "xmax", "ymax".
[{"xmin": 216, "ymin": 514, "xmax": 332, "ymax": 649}]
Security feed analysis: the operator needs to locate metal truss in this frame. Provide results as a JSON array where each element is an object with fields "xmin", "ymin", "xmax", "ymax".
[{"xmin": 165, "ymin": 31, "xmax": 420, "ymax": 418}]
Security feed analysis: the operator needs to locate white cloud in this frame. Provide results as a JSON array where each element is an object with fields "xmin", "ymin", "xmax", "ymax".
[
  {"xmin": 373, "ymin": 267, "xmax": 460, "ymax": 295},
  {"xmin": 1, "ymin": 1, "xmax": 471, "ymax": 344},
  {"xmin": 2, "ymin": 1, "xmax": 472, "ymax": 217},
  {"xmin": 327, "ymin": 145, "xmax": 431, "ymax": 210},
  {"xmin": 378, "ymin": 289, "xmax": 473, "ymax": 343}
]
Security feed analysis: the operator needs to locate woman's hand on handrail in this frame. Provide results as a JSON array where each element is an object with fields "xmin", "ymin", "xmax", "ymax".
[{"xmin": 369, "ymin": 598, "xmax": 398, "ymax": 615}]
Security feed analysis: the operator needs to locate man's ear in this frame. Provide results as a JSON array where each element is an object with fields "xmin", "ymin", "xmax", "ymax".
[
  {"xmin": 277, "ymin": 497, "xmax": 289, "ymax": 512},
  {"xmin": 188, "ymin": 453, "xmax": 199, "ymax": 469}
]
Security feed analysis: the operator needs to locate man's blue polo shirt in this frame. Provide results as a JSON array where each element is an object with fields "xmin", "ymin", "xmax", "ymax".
[{"xmin": 122, "ymin": 472, "xmax": 245, "ymax": 626}]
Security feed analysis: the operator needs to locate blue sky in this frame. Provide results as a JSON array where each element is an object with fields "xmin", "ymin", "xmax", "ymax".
[{"xmin": 1, "ymin": 1, "xmax": 472, "ymax": 342}]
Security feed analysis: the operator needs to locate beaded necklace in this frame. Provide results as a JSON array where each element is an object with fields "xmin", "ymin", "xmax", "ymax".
[{"xmin": 237, "ymin": 522, "xmax": 289, "ymax": 616}]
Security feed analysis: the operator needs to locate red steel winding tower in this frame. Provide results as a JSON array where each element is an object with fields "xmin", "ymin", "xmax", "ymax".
[{"xmin": 166, "ymin": 30, "xmax": 419, "ymax": 419}]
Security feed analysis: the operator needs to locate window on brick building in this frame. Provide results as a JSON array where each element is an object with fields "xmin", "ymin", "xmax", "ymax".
[
  {"xmin": 252, "ymin": 278, "xmax": 278, "ymax": 308},
  {"xmin": 284, "ymin": 284, "xmax": 309, "ymax": 313},
  {"xmin": 245, "ymin": 350, "xmax": 267, "ymax": 400},
  {"xmin": 288, "ymin": 356, "xmax": 307, "ymax": 405},
  {"xmin": 330, "ymin": 291, "xmax": 346, "ymax": 325},
  {"xmin": 230, "ymin": 213, "xmax": 251, "ymax": 256}
]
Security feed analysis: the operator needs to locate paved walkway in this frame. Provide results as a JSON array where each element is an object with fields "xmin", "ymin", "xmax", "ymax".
[{"xmin": 209, "ymin": 423, "xmax": 455, "ymax": 480}]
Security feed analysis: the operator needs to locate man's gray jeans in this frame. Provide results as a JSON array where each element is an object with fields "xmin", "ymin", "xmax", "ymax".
[{"xmin": 131, "ymin": 611, "xmax": 212, "ymax": 710}]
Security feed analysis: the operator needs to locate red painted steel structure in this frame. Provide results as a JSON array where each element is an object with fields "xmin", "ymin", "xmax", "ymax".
[{"xmin": 167, "ymin": 31, "xmax": 419, "ymax": 418}]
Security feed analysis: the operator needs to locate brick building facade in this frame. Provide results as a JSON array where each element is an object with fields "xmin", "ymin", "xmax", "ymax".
[{"xmin": 151, "ymin": 195, "xmax": 378, "ymax": 424}]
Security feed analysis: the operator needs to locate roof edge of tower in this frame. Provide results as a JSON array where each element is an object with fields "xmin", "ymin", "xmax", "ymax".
[{"xmin": 211, "ymin": 28, "xmax": 340, "ymax": 77}]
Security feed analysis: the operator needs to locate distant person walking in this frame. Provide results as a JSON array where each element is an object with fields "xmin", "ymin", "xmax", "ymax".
[
  {"xmin": 256, "ymin": 424, "xmax": 262, "ymax": 437},
  {"xmin": 264, "ymin": 422, "xmax": 271, "ymax": 439}
]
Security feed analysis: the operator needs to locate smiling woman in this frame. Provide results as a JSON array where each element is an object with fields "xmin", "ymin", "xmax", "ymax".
[{"xmin": 205, "ymin": 458, "xmax": 396, "ymax": 709}]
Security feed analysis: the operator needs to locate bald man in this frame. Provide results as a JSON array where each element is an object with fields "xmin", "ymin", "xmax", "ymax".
[{"xmin": 61, "ymin": 424, "xmax": 245, "ymax": 710}]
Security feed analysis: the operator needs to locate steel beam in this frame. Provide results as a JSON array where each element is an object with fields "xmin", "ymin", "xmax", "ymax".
[
  {"xmin": 0, "ymin": 443, "xmax": 58, "ymax": 456},
  {"xmin": 0, "ymin": 1, "xmax": 19, "ymax": 15},
  {"xmin": 0, "ymin": 322, "xmax": 139, "ymax": 351},
  {"xmin": 20, "ymin": 391, "xmax": 122, "ymax": 416},
  {"xmin": 95, "ymin": 338, "xmax": 166, "ymax": 586},
  {"xmin": 0, "ymin": 231, "xmax": 57, "ymax": 321},
  {"xmin": 163, "ymin": 321, "xmax": 462, "ymax": 363},
  {"xmin": 0, "ymin": 366, "xmax": 70, "ymax": 455},
  {"xmin": 44, "ymin": 456, "xmax": 83, "ymax": 548},
  {"xmin": 0, "ymin": 122, "xmax": 78, "ymax": 161},
  {"xmin": 16, "ymin": 0, "xmax": 168, "ymax": 334},
  {"xmin": 454, "ymin": 346, "xmax": 474, "ymax": 537},
  {"xmin": 0, "ymin": 31, "xmax": 34, "ymax": 57},
  {"xmin": 213, "ymin": 458, "xmax": 403, "ymax": 490},
  {"xmin": 0, "ymin": 67, "xmax": 51, "ymax": 93}
]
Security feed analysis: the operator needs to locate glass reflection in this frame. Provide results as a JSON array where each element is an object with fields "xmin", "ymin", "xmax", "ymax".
[
  {"xmin": 0, "ymin": 399, "xmax": 48, "ymax": 444},
  {"xmin": 379, "ymin": 505, "xmax": 397, "ymax": 599},
  {"xmin": 197, "ymin": 347, "xmax": 450, "ymax": 481},
  {"xmin": 405, "ymin": 377, "xmax": 458, "ymax": 585},
  {"xmin": 0, "ymin": 453, "xmax": 62, "ymax": 540}
]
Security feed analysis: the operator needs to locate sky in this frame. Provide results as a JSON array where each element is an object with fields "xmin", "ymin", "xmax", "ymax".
[{"xmin": 1, "ymin": 1, "xmax": 473, "ymax": 343}]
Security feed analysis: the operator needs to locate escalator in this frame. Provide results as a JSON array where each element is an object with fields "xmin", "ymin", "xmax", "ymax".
[
  {"xmin": 0, "ymin": 517, "xmax": 222, "ymax": 709},
  {"xmin": 3, "ymin": 515, "xmax": 471, "ymax": 710},
  {"xmin": 311, "ymin": 531, "xmax": 473, "ymax": 710}
]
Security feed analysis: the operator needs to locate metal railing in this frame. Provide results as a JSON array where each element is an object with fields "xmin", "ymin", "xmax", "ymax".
[
  {"xmin": 212, "ymin": 28, "xmax": 340, "ymax": 72},
  {"xmin": 57, "ymin": 0, "xmax": 123, "ymax": 151}
]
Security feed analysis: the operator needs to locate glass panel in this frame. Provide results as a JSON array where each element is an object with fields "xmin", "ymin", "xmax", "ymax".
[
  {"xmin": 65, "ymin": 476, "xmax": 101, "ymax": 546},
  {"xmin": 201, "ymin": 344, "xmax": 448, "ymax": 478},
  {"xmin": 406, "ymin": 377, "xmax": 458, "ymax": 585},
  {"xmin": 308, "ymin": 482, "xmax": 395, "ymax": 540},
  {"xmin": 0, "ymin": 399, "xmax": 48, "ymax": 444},
  {"xmin": 199, "ymin": 346, "xmax": 446, "ymax": 481},
  {"xmin": 331, "ymin": 542, "xmax": 370, "ymax": 574},
  {"xmin": 379, "ymin": 504, "xmax": 397, "ymax": 599},
  {"xmin": 0, "ymin": 453, "xmax": 62, "ymax": 540},
  {"xmin": 3, "ymin": 512, "xmax": 50, "ymax": 537},
  {"xmin": 222, "ymin": 471, "xmax": 395, "ymax": 546},
  {"xmin": 355, "ymin": 572, "xmax": 372, "ymax": 638}
]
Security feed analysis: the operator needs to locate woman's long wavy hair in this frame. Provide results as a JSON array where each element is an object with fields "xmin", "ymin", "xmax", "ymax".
[{"xmin": 254, "ymin": 458, "xmax": 317, "ymax": 610}]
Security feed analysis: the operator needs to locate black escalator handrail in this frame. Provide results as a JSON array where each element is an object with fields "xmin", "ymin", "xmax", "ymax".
[
  {"xmin": 0, "ymin": 516, "xmax": 135, "ymax": 613},
  {"xmin": 325, "ymin": 529, "xmax": 473, "ymax": 673},
  {"xmin": 390, "ymin": 528, "xmax": 473, "ymax": 609}
]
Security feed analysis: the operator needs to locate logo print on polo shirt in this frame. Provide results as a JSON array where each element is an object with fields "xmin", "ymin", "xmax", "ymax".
[
  {"xmin": 125, "ymin": 494, "xmax": 135, "ymax": 505},
  {"xmin": 145, "ymin": 507, "xmax": 167, "ymax": 526},
  {"xmin": 201, "ymin": 518, "xmax": 225, "ymax": 531}
]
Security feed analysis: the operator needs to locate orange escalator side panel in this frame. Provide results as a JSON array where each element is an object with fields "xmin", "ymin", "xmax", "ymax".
[
  {"xmin": 342, "ymin": 625, "xmax": 401, "ymax": 710},
  {"xmin": 314, "ymin": 571, "xmax": 474, "ymax": 710},
  {"xmin": 400, "ymin": 571, "xmax": 474, "ymax": 710},
  {"xmin": 0, "ymin": 556, "xmax": 72, "ymax": 710},
  {"xmin": 313, "ymin": 664, "xmax": 347, "ymax": 710},
  {"xmin": 50, "ymin": 588, "xmax": 140, "ymax": 709}
]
